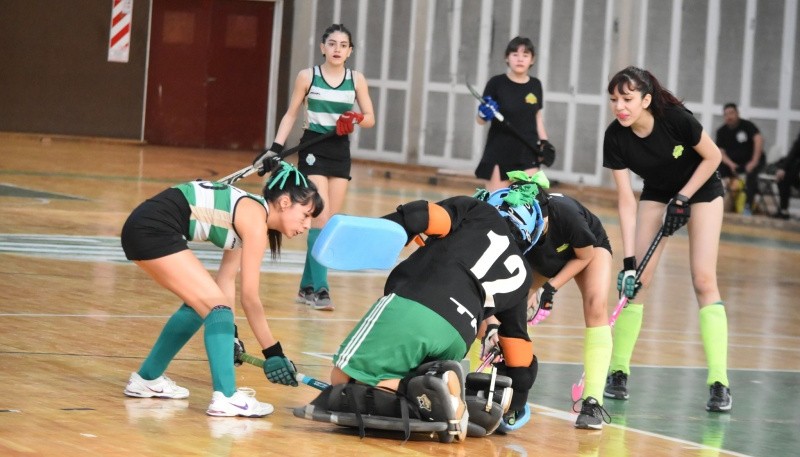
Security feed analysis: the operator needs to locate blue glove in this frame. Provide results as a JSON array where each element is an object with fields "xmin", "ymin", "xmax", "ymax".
[
  {"xmin": 617, "ymin": 256, "xmax": 640, "ymax": 299},
  {"xmin": 664, "ymin": 194, "xmax": 691, "ymax": 236},
  {"xmin": 262, "ymin": 342, "xmax": 298, "ymax": 386},
  {"xmin": 478, "ymin": 96, "xmax": 499, "ymax": 121}
]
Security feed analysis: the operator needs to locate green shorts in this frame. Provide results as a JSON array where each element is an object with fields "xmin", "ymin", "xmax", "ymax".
[{"xmin": 333, "ymin": 294, "xmax": 467, "ymax": 386}]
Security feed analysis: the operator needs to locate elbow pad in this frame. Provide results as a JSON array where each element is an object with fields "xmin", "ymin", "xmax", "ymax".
[{"xmin": 387, "ymin": 200, "xmax": 452, "ymax": 238}]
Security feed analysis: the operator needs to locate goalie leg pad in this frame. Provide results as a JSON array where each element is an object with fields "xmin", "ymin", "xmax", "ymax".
[
  {"xmin": 403, "ymin": 360, "xmax": 469, "ymax": 443},
  {"xmin": 294, "ymin": 383, "xmax": 449, "ymax": 441},
  {"xmin": 464, "ymin": 372, "xmax": 512, "ymax": 436}
]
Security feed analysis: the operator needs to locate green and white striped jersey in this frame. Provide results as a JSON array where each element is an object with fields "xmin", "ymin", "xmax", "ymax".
[
  {"xmin": 304, "ymin": 65, "xmax": 356, "ymax": 134},
  {"xmin": 173, "ymin": 181, "xmax": 267, "ymax": 250}
]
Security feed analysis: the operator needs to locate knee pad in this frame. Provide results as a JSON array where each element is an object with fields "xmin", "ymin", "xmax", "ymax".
[{"xmin": 497, "ymin": 355, "xmax": 538, "ymax": 412}]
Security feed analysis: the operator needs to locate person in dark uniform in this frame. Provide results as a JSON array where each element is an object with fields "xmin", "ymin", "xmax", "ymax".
[
  {"xmin": 774, "ymin": 131, "xmax": 800, "ymax": 219},
  {"xmin": 602, "ymin": 66, "xmax": 731, "ymax": 412},
  {"xmin": 329, "ymin": 188, "xmax": 545, "ymax": 440},
  {"xmin": 715, "ymin": 103, "xmax": 765, "ymax": 215},
  {"xmin": 255, "ymin": 23, "xmax": 375, "ymax": 311},
  {"xmin": 120, "ymin": 163, "xmax": 323, "ymax": 418},
  {"xmin": 474, "ymin": 36, "xmax": 555, "ymax": 192},
  {"xmin": 505, "ymin": 173, "xmax": 613, "ymax": 430}
]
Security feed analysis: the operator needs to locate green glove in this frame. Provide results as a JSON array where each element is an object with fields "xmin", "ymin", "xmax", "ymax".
[{"xmin": 262, "ymin": 342, "xmax": 298, "ymax": 386}]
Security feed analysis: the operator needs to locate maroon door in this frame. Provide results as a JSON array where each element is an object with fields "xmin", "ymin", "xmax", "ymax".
[{"xmin": 145, "ymin": 0, "xmax": 273, "ymax": 150}]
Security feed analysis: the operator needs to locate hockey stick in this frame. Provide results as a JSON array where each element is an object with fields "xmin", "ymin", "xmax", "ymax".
[
  {"xmin": 466, "ymin": 80, "xmax": 554, "ymax": 166},
  {"xmin": 217, "ymin": 130, "xmax": 338, "ymax": 185},
  {"xmin": 570, "ymin": 227, "xmax": 666, "ymax": 401},
  {"xmin": 476, "ymin": 345, "xmax": 503, "ymax": 373},
  {"xmin": 238, "ymin": 352, "xmax": 330, "ymax": 391}
]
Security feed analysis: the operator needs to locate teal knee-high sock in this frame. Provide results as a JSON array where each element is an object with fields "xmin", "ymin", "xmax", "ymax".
[
  {"xmin": 304, "ymin": 228, "xmax": 329, "ymax": 291},
  {"xmin": 139, "ymin": 304, "xmax": 203, "ymax": 380},
  {"xmin": 204, "ymin": 306, "xmax": 236, "ymax": 396},
  {"xmin": 299, "ymin": 228, "xmax": 321, "ymax": 289}
]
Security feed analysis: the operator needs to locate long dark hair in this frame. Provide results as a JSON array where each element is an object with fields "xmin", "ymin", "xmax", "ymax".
[
  {"xmin": 263, "ymin": 163, "xmax": 324, "ymax": 259},
  {"xmin": 607, "ymin": 66, "xmax": 684, "ymax": 117}
]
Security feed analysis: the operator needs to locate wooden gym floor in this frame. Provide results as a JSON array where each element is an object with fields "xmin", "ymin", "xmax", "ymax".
[{"xmin": 0, "ymin": 134, "xmax": 798, "ymax": 456}]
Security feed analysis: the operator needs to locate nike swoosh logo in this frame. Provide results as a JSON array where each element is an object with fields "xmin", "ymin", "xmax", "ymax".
[
  {"xmin": 231, "ymin": 402, "xmax": 249, "ymax": 410},
  {"xmin": 147, "ymin": 387, "xmax": 164, "ymax": 393}
]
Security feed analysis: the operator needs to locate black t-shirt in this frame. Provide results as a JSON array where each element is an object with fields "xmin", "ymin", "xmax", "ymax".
[
  {"xmin": 715, "ymin": 119, "xmax": 760, "ymax": 165},
  {"xmin": 524, "ymin": 194, "xmax": 609, "ymax": 278},
  {"xmin": 384, "ymin": 196, "xmax": 532, "ymax": 347},
  {"xmin": 480, "ymin": 74, "xmax": 544, "ymax": 167},
  {"xmin": 603, "ymin": 106, "xmax": 704, "ymax": 194}
]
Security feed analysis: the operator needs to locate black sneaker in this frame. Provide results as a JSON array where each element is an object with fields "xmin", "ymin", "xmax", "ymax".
[
  {"xmin": 574, "ymin": 396, "xmax": 611, "ymax": 430},
  {"xmin": 311, "ymin": 288, "xmax": 335, "ymax": 311},
  {"xmin": 604, "ymin": 371, "xmax": 629, "ymax": 400},
  {"xmin": 296, "ymin": 286, "xmax": 314, "ymax": 305},
  {"xmin": 706, "ymin": 382, "xmax": 732, "ymax": 412}
]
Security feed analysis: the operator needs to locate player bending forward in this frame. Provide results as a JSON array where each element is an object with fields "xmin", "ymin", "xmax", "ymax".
[{"xmin": 295, "ymin": 188, "xmax": 544, "ymax": 442}]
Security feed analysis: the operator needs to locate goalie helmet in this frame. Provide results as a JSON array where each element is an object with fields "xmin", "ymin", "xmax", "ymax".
[{"xmin": 484, "ymin": 187, "xmax": 545, "ymax": 254}]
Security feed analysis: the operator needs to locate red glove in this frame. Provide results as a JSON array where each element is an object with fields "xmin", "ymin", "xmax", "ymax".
[{"xmin": 335, "ymin": 111, "xmax": 365, "ymax": 136}]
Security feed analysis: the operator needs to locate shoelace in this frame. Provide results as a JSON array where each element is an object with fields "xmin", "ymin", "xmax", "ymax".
[
  {"xmin": 572, "ymin": 399, "xmax": 612, "ymax": 424},
  {"xmin": 710, "ymin": 382, "xmax": 728, "ymax": 400},
  {"xmin": 610, "ymin": 371, "xmax": 627, "ymax": 387},
  {"xmin": 236, "ymin": 387, "xmax": 257, "ymax": 398}
]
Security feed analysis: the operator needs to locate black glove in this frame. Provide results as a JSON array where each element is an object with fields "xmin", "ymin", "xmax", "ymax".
[
  {"xmin": 538, "ymin": 139, "xmax": 556, "ymax": 167},
  {"xmin": 262, "ymin": 342, "xmax": 298, "ymax": 386},
  {"xmin": 233, "ymin": 324, "xmax": 245, "ymax": 367},
  {"xmin": 664, "ymin": 193, "xmax": 690, "ymax": 236},
  {"xmin": 528, "ymin": 282, "xmax": 556, "ymax": 325},
  {"xmin": 481, "ymin": 323, "xmax": 500, "ymax": 359},
  {"xmin": 253, "ymin": 142, "xmax": 284, "ymax": 177},
  {"xmin": 617, "ymin": 256, "xmax": 641, "ymax": 299}
]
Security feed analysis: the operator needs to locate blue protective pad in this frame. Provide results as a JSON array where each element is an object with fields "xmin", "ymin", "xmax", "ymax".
[{"xmin": 311, "ymin": 215, "xmax": 407, "ymax": 270}]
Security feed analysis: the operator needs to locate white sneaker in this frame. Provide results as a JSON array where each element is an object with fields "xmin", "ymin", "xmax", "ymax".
[
  {"xmin": 124, "ymin": 372, "xmax": 190, "ymax": 399},
  {"xmin": 206, "ymin": 387, "xmax": 274, "ymax": 417}
]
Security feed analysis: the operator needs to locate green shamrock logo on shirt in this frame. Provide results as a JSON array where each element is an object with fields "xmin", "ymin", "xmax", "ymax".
[{"xmin": 672, "ymin": 145, "xmax": 684, "ymax": 158}]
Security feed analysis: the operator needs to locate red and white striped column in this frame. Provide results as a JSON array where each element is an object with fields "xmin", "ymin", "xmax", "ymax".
[{"xmin": 107, "ymin": 0, "xmax": 133, "ymax": 63}]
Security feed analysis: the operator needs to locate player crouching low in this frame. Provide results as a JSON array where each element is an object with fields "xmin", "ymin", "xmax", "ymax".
[{"xmin": 293, "ymin": 185, "xmax": 544, "ymax": 442}]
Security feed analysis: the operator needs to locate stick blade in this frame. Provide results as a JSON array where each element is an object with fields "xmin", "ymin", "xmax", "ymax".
[
  {"xmin": 312, "ymin": 215, "xmax": 407, "ymax": 270},
  {"xmin": 571, "ymin": 381, "xmax": 584, "ymax": 402}
]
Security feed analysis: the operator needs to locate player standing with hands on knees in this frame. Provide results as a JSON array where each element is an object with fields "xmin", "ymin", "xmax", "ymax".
[
  {"xmin": 602, "ymin": 66, "xmax": 731, "ymax": 412},
  {"xmin": 253, "ymin": 23, "xmax": 375, "ymax": 311},
  {"xmin": 474, "ymin": 36, "xmax": 555, "ymax": 192},
  {"xmin": 121, "ymin": 162, "xmax": 323, "ymax": 417}
]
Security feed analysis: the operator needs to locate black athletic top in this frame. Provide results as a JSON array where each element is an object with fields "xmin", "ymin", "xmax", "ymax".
[
  {"xmin": 524, "ymin": 193, "xmax": 611, "ymax": 278},
  {"xmin": 603, "ymin": 106, "xmax": 704, "ymax": 194},
  {"xmin": 384, "ymin": 196, "xmax": 532, "ymax": 347},
  {"xmin": 478, "ymin": 74, "xmax": 544, "ymax": 171},
  {"xmin": 715, "ymin": 119, "xmax": 760, "ymax": 165}
]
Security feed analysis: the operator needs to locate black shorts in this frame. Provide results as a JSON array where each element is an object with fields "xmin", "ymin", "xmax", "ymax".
[
  {"xmin": 296, "ymin": 130, "xmax": 353, "ymax": 180},
  {"xmin": 640, "ymin": 172, "xmax": 724, "ymax": 204},
  {"xmin": 121, "ymin": 187, "xmax": 191, "ymax": 261},
  {"xmin": 474, "ymin": 158, "xmax": 541, "ymax": 180}
]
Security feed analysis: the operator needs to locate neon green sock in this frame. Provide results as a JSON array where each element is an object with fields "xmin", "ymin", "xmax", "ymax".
[
  {"xmin": 300, "ymin": 228, "xmax": 326, "ymax": 290},
  {"xmin": 204, "ymin": 306, "xmax": 236, "ymax": 396},
  {"xmin": 583, "ymin": 325, "xmax": 612, "ymax": 404},
  {"xmin": 609, "ymin": 303, "xmax": 643, "ymax": 374},
  {"xmin": 139, "ymin": 304, "xmax": 203, "ymax": 380},
  {"xmin": 700, "ymin": 302, "xmax": 729, "ymax": 386}
]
